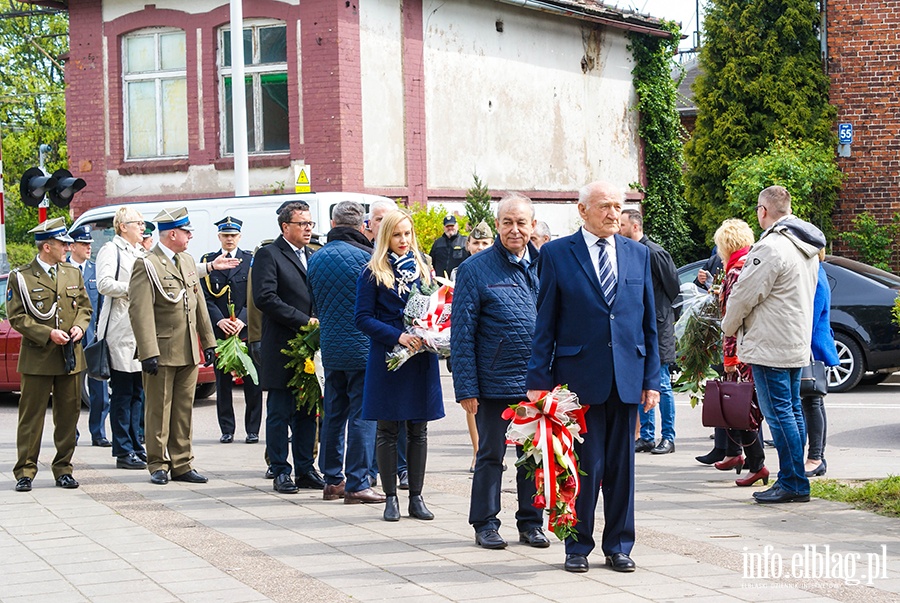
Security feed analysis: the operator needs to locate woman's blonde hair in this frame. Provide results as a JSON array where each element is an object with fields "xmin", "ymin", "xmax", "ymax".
[
  {"xmin": 714, "ymin": 218, "xmax": 755, "ymax": 260},
  {"xmin": 368, "ymin": 210, "xmax": 432, "ymax": 289},
  {"xmin": 113, "ymin": 206, "xmax": 143, "ymax": 235}
]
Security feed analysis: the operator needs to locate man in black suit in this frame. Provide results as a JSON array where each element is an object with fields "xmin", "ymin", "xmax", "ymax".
[
  {"xmin": 201, "ymin": 217, "xmax": 262, "ymax": 445},
  {"xmin": 253, "ymin": 202, "xmax": 324, "ymax": 494}
]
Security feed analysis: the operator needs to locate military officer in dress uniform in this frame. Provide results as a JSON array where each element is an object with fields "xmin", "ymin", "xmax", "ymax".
[
  {"xmin": 10, "ymin": 218, "xmax": 92, "ymax": 492},
  {"xmin": 200, "ymin": 216, "xmax": 262, "ymax": 444},
  {"xmin": 129, "ymin": 208, "xmax": 216, "ymax": 485}
]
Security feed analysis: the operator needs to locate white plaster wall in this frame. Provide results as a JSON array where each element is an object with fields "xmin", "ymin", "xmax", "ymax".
[
  {"xmin": 106, "ymin": 163, "xmax": 299, "ymax": 198},
  {"xmin": 103, "ymin": 0, "xmax": 300, "ymax": 22},
  {"xmin": 359, "ymin": 0, "xmax": 406, "ymax": 187},
  {"xmin": 422, "ymin": 0, "xmax": 641, "ymax": 192}
]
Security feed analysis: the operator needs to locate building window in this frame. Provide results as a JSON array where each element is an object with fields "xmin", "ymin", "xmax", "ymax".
[
  {"xmin": 219, "ymin": 21, "xmax": 289, "ymax": 155},
  {"xmin": 123, "ymin": 29, "xmax": 188, "ymax": 159}
]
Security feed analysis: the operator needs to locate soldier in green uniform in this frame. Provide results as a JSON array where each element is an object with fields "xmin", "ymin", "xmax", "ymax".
[
  {"xmin": 9, "ymin": 218, "xmax": 92, "ymax": 492},
  {"xmin": 128, "ymin": 208, "xmax": 216, "ymax": 485}
]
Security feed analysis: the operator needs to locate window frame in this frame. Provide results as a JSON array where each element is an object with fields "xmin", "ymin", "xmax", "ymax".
[
  {"xmin": 217, "ymin": 19, "xmax": 290, "ymax": 157},
  {"xmin": 122, "ymin": 27, "xmax": 189, "ymax": 161}
]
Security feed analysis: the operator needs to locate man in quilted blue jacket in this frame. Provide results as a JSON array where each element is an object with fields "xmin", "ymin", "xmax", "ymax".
[
  {"xmin": 451, "ymin": 193, "xmax": 550, "ymax": 550},
  {"xmin": 308, "ymin": 201, "xmax": 385, "ymax": 504}
]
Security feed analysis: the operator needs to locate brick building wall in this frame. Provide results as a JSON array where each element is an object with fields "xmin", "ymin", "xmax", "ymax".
[{"xmin": 827, "ymin": 1, "xmax": 900, "ymax": 263}]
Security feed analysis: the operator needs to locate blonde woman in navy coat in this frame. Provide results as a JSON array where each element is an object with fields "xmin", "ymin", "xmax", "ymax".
[{"xmin": 355, "ymin": 210, "xmax": 444, "ymax": 522}]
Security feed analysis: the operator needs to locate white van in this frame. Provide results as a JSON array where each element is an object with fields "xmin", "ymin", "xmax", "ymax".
[{"xmin": 71, "ymin": 192, "xmax": 394, "ymax": 259}]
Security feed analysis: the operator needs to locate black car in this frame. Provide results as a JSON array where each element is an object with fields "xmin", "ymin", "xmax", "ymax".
[{"xmin": 676, "ymin": 256, "xmax": 900, "ymax": 393}]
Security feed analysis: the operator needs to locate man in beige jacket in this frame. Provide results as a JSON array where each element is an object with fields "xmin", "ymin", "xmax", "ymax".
[
  {"xmin": 129, "ymin": 208, "xmax": 216, "ymax": 485},
  {"xmin": 722, "ymin": 186, "xmax": 824, "ymax": 504}
]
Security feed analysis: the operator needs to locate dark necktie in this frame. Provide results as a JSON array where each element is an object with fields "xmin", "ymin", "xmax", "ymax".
[
  {"xmin": 597, "ymin": 239, "xmax": 616, "ymax": 305},
  {"xmin": 49, "ymin": 266, "xmax": 57, "ymax": 282}
]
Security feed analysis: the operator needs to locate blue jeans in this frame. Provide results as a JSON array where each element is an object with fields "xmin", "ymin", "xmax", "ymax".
[
  {"xmin": 318, "ymin": 369, "xmax": 376, "ymax": 493},
  {"xmin": 109, "ymin": 369, "xmax": 144, "ymax": 458},
  {"xmin": 751, "ymin": 365, "xmax": 809, "ymax": 495},
  {"xmin": 639, "ymin": 364, "xmax": 675, "ymax": 441}
]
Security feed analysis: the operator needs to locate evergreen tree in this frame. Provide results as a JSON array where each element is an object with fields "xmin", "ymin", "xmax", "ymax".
[
  {"xmin": 684, "ymin": 0, "xmax": 836, "ymax": 239},
  {"xmin": 463, "ymin": 173, "xmax": 494, "ymax": 234}
]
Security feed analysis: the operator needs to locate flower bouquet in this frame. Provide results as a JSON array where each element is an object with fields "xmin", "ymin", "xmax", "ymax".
[
  {"xmin": 503, "ymin": 385, "xmax": 587, "ymax": 541},
  {"xmin": 214, "ymin": 303, "xmax": 258, "ymax": 385},
  {"xmin": 283, "ymin": 323, "xmax": 322, "ymax": 414},
  {"xmin": 385, "ymin": 277, "xmax": 453, "ymax": 371},
  {"xmin": 672, "ymin": 279, "xmax": 723, "ymax": 407}
]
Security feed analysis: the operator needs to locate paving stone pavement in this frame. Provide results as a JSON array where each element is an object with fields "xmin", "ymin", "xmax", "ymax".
[{"xmin": 1, "ymin": 370, "xmax": 898, "ymax": 602}]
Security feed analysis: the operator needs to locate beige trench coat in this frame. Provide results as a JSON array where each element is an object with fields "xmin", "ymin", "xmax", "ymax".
[{"xmin": 96, "ymin": 236, "xmax": 143, "ymax": 373}]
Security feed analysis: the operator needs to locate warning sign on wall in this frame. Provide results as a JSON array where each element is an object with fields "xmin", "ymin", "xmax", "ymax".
[{"xmin": 294, "ymin": 165, "xmax": 311, "ymax": 193}]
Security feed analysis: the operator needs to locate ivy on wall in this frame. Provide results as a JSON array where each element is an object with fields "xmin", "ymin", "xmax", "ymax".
[{"xmin": 628, "ymin": 21, "xmax": 690, "ymax": 265}]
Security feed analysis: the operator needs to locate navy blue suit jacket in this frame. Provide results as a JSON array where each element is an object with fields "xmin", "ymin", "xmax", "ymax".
[
  {"xmin": 200, "ymin": 248, "xmax": 253, "ymax": 340},
  {"xmin": 525, "ymin": 231, "xmax": 660, "ymax": 404}
]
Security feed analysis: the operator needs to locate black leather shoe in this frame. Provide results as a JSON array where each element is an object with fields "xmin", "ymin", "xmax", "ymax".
[
  {"xmin": 564, "ymin": 554, "xmax": 589, "ymax": 573},
  {"xmin": 150, "ymin": 470, "xmax": 169, "ymax": 485},
  {"xmin": 55, "ymin": 474, "xmax": 79, "ymax": 489},
  {"xmin": 295, "ymin": 469, "xmax": 325, "ymax": 490},
  {"xmin": 519, "ymin": 528, "xmax": 551, "ymax": 548},
  {"xmin": 245, "ymin": 433, "xmax": 259, "ymax": 444},
  {"xmin": 136, "ymin": 451, "xmax": 148, "ymax": 463},
  {"xmin": 92, "ymin": 438, "xmax": 112, "ymax": 447},
  {"xmin": 172, "ymin": 469, "xmax": 208, "ymax": 483},
  {"xmin": 695, "ymin": 448, "xmax": 726, "ymax": 465},
  {"xmin": 398, "ymin": 470, "xmax": 409, "ymax": 490},
  {"xmin": 220, "ymin": 434, "xmax": 234, "ymax": 443},
  {"xmin": 408, "ymin": 495, "xmax": 434, "ymax": 520},
  {"xmin": 606, "ymin": 552, "xmax": 636, "ymax": 572},
  {"xmin": 651, "ymin": 439, "xmax": 675, "ymax": 454},
  {"xmin": 15, "ymin": 477, "xmax": 32, "ymax": 492},
  {"xmin": 264, "ymin": 466, "xmax": 275, "ymax": 480},
  {"xmin": 384, "ymin": 495, "xmax": 400, "ymax": 521},
  {"xmin": 117, "ymin": 453, "xmax": 147, "ymax": 470},
  {"xmin": 273, "ymin": 473, "xmax": 299, "ymax": 494},
  {"xmin": 754, "ymin": 484, "xmax": 810, "ymax": 504},
  {"xmin": 634, "ymin": 438, "xmax": 655, "ymax": 453},
  {"xmin": 475, "ymin": 529, "xmax": 507, "ymax": 549}
]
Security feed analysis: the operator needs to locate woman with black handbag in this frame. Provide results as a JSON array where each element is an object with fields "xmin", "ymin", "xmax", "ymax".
[
  {"xmin": 802, "ymin": 248, "xmax": 840, "ymax": 477},
  {"xmin": 97, "ymin": 207, "xmax": 148, "ymax": 470},
  {"xmin": 698, "ymin": 219, "xmax": 768, "ymax": 487}
]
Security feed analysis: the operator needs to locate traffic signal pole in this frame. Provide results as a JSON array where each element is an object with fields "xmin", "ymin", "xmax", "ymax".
[{"xmin": 0, "ymin": 129, "xmax": 8, "ymax": 274}]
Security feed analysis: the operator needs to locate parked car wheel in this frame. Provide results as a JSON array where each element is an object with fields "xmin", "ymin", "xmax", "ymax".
[
  {"xmin": 829, "ymin": 332, "xmax": 864, "ymax": 393},
  {"xmin": 195, "ymin": 382, "xmax": 216, "ymax": 400}
]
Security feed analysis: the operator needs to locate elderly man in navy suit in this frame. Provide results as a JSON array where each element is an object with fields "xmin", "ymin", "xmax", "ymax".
[
  {"xmin": 68, "ymin": 226, "xmax": 111, "ymax": 448},
  {"xmin": 526, "ymin": 181, "xmax": 660, "ymax": 574}
]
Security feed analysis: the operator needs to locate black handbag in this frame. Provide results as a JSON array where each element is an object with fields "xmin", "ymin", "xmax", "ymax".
[
  {"xmin": 84, "ymin": 247, "xmax": 120, "ymax": 381},
  {"xmin": 84, "ymin": 338, "xmax": 110, "ymax": 380},
  {"xmin": 701, "ymin": 374, "xmax": 762, "ymax": 431},
  {"xmin": 800, "ymin": 360, "xmax": 828, "ymax": 396}
]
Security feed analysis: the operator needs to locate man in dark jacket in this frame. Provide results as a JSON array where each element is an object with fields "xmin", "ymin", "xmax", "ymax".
[
  {"xmin": 253, "ymin": 202, "xmax": 324, "ymax": 494},
  {"xmin": 451, "ymin": 193, "xmax": 549, "ymax": 550},
  {"xmin": 201, "ymin": 217, "xmax": 262, "ymax": 444},
  {"xmin": 308, "ymin": 201, "xmax": 385, "ymax": 505},
  {"xmin": 429, "ymin": 215, "xmax": 468, "ymax": 278},
  {"xmin": 621, "ymin": 210, "xmax": 680, "ymax": 454}
]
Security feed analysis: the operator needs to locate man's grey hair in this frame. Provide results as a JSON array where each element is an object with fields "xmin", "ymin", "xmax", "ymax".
[
  {"xmin": 370, "ymin": 199, "xmax": 399, "ymax": 215},
  {"xmin": 758, "ymin": 185, "xmax": 791, "ymax": 217},
  {"xmin": 578, "ymin": 181, "xmax": 623, "ymax": 207},
  {"xmin": 496, "ymin": 192, "xmax": 535, "ymax": 219},
  {"xmin": 534, "ymin": 221, "xmax": 551, "ymax": 239},
  {"xmin": 621, "ymin": 208, "xmax": 643, "ymax": 228},
  {"xmin": 332, "ymin": 201, "xmax": 365, "ymax": 228}
]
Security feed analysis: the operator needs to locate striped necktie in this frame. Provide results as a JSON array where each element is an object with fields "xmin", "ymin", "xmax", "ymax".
[{"xmin": 596, "ymin": 239, "xmax": 616, "ymax": 305}]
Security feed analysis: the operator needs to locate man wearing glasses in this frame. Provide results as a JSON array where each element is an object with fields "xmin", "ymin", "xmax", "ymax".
[{"xmin": 253, "ymin": 202, "xmax": 325, "ymax": 494}]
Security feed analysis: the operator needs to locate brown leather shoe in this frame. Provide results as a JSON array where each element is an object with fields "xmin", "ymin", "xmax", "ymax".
[
  {"xmin": 344, "ymin": 487, "xmax": 387, "ymax": 504},
  {"xmin": 323, "ymin": 481, "xmax": 346, "ymax": 500}
]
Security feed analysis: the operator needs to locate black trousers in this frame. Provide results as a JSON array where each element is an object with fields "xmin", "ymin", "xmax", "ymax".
[{"xmin": 215, "ymin": 366, "xmax": 263, "ymax": 436}]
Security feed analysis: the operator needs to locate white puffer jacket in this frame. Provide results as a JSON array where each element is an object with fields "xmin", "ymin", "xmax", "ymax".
[{"xmin": 721, "ymin": 216, "xmax": 822, "ymax": 368}]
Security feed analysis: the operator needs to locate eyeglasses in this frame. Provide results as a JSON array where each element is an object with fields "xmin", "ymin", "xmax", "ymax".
[
  {"xmin": 756, "ymin": 205, "xmax": 768, "ymax": 212},
  {"xmin": 287, "ymin": 221, "xmax": 316, "ymax": 229}
]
